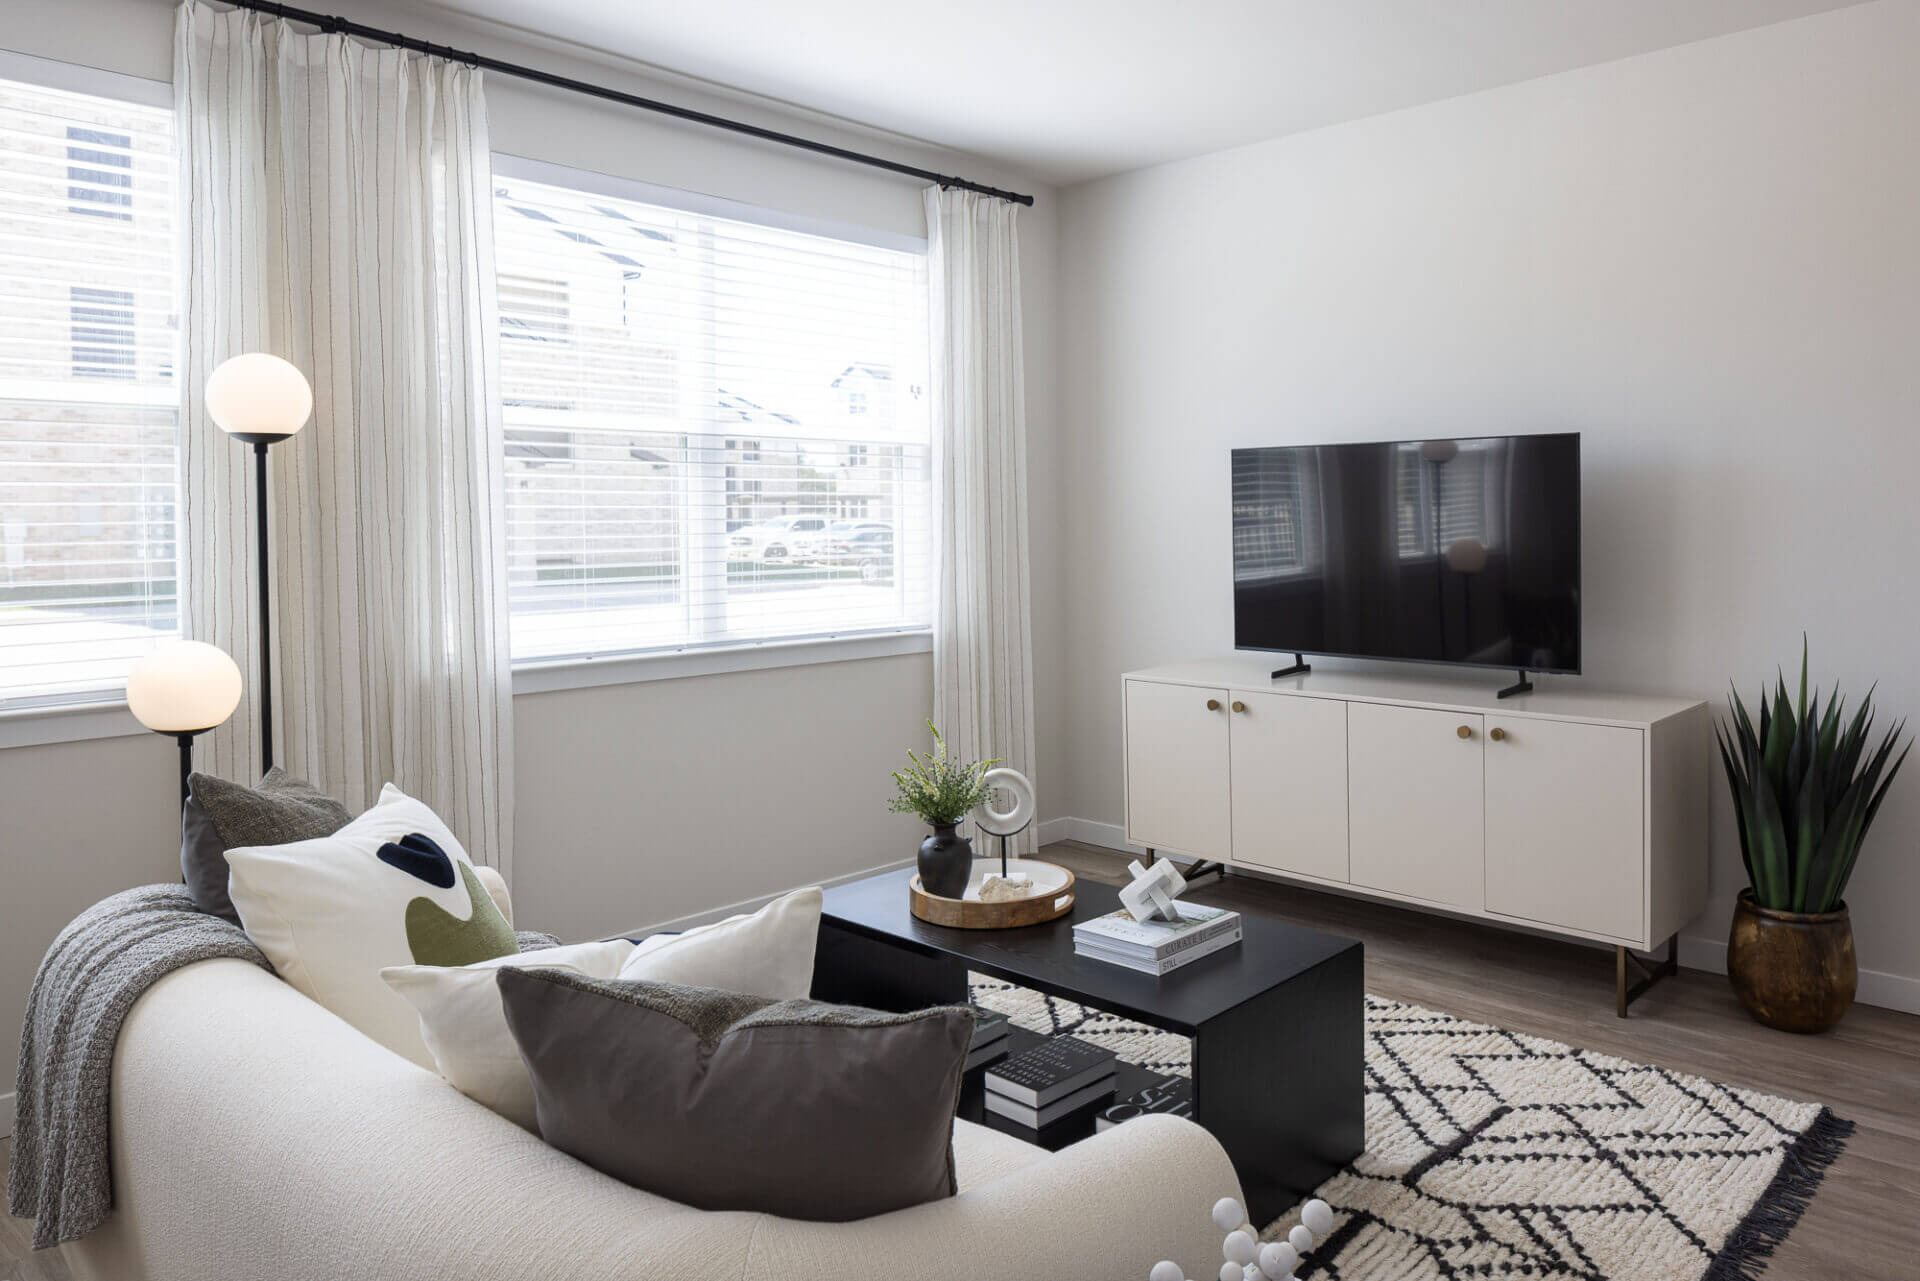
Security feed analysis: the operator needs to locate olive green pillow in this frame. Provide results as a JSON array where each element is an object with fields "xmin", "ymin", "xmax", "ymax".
[
  {"xmin": 497, "ymin": 969, "xmax": 973, "ymax": 1221},
  {"xmin": 182, "ymin": 767, "xmax": 352, "ymax": 922}
]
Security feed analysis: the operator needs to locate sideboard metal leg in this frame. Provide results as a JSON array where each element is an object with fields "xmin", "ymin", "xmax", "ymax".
[{"xmin": 1616, "ymin": 936, "xmax": 1679, "ymax": 1017}]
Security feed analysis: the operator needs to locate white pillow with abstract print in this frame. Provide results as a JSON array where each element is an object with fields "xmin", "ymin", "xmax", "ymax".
[
  {"xmin": 618, "ymin": 885, "xmax": 822, "ymax": 998},
  {"xmin": 382, "ymin": 938, "xmax": 636, "ymax": 1130},
  {"xmin": 225, "ymin": 783, "xmax": 519, "ymax": 1068}
]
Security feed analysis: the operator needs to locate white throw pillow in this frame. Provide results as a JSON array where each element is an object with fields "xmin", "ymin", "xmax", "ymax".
[
  {"xmin": 226, "ymin": 783, "xmax": 519, "ymax": 1067},
  {"xmin": 382, "ymin": 938, "xmax": 636, "ymax": 1130},
  {"xmin": 619, "ymin": 886, "xmax": 821, "ymax": 998}
]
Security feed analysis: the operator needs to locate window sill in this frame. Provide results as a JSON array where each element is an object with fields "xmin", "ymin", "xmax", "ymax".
[
  {"xmin": 0, "ymin": 634, "xmax": 935, "ymax": 748},
  {"xmin": 0, "ymin": 699, "xmax": 147, "ymax": 749},
  {"xmin": 511, "ymin": 630, "xmax": 933, "ymax": 695}
]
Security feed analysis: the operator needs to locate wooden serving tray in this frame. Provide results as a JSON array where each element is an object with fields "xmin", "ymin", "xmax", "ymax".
[{"xmin": 909, "ymin": 858, "xmax": 1076, "ymax": 929}]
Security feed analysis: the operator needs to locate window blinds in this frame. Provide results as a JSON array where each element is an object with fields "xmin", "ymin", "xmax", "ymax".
[
  {"xmin": 0, "ymin": 75, "xmax": 177, "ymax": 708},
  {"xmin": 493, "ymin": 171, "xmax": 932, "ymax": 664}
]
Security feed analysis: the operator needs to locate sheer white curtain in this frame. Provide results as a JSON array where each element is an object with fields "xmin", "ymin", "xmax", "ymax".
[
  {"xmin": 175, "ymin": 2, "xmax": 513, "ymax": 874},
  {"xmin": 924, "ymin": 186, "xmax": 1037, "ymax": 852}
]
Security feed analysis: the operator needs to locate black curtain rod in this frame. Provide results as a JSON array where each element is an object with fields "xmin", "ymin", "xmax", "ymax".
[{"xmin": 223, "ymin": 0, "xmax": 1036, "ymax": 207}]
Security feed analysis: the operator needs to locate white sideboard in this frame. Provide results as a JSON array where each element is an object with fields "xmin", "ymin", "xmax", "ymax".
[{"xmin": 1122, "ymin": 659, "xmax": 1711, "ymax": 1014}]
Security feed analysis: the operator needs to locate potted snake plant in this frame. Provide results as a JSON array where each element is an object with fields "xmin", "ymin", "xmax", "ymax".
[
  {"xmin": 1716, "ymin": 641, "xmax": 1909, "ymax": 1032},
  {"xmin": 889, "ymin": 722, "xmax": 997, "ymax": 899}
]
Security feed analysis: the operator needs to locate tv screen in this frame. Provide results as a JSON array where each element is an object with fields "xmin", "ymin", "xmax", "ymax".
[{"xmin": 1231, "ymin": 434, "xmax": 1581, "ymax": 674}]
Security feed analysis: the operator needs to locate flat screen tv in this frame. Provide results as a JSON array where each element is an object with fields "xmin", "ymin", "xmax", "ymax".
[{"xmin": 1231, "ymin": 433, "xmax": 1580, "ymax": 675}]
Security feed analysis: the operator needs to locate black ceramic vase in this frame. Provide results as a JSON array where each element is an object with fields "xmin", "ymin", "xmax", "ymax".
[{"xmin": 917, "ymin": 822, "xmax": 973, "ymax": 899}]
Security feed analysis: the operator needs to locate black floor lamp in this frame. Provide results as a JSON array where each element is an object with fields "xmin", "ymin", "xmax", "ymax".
[
  {"xmin": 126, "ymin": 640, "xmax": 244, "ymax": 805},
  {"xmin": 204, "ymin": 353, "xmax": 313, "ymax": 776}
]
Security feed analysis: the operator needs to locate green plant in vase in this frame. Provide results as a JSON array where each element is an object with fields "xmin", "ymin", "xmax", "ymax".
[
  {"xmin": 1716, "ymin": 640, "xmax": 1909, "ymax": 1032},
  {"xmin": 890, "ymin": 722, "xmax": 996, "ymax": 899}
]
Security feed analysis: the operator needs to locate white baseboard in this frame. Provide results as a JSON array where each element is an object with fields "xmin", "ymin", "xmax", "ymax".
[
  {"xmin": 1679, "ymin": 936, "xmax": 1920, "ymax": 1016},
  {"xmin": 1036, "ymin": 815, "xmax": 1147, "ymax": 858},
  {"xmin": 1036, "ymin": 814, "xmax": 1920, "ymax": 1017},
  {"xmin": 615, "ymin": 856, "xmax": 914, "ymax": 940},
  {"xmin": 1, "ymin": 1091, "xmax": 12, "ymax": 1140}
]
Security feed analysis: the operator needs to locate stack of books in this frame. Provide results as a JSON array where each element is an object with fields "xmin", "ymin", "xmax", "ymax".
[
  {"xmin": 1094, "ymin": 1076, "xmax": 1194, "ymax": 1132},
  {"xmin": 964, "ymin": 1005, "xmax": 1012, "ymax": 1072},
  {"xmin": 983, "ymin": 1036, "xmax": 1116, "ymax": 1129},
  {"xmin": 1072, "ymin": 903, "xmax": 1243, "ymax": 975}
]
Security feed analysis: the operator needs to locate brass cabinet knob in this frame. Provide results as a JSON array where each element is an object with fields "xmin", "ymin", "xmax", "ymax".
[
  {"xmin": 1231, "ymin": 700, "xmax": 1247, "ymax": 713},
  {"xmin": 1490, "ymin": 727, "xmax": 1507, "ymax": 742},
  {"xmin": 1206, "ymin": 699, "xmax": 1222, "ymax": 711},
  {"xmin": 1457, "ymin": 724, "xmax": 1473, "ymax": 739}
]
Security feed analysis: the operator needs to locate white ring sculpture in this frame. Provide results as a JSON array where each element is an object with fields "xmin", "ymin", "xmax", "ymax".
[{"xmin": 972, "ymin": 767, "xmax": 1035, "ymax": 837}]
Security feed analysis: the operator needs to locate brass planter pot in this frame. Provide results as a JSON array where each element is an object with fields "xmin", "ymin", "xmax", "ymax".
[{"xmin": 1727, "ymin": 890, "xmax": 1856, "ymax": 1034}]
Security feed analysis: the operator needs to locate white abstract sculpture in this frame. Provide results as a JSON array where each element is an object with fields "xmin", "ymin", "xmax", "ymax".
[
  {"xmin": 1121, "ymin": 857, "xmax": 1189, "ymax": 923},
  {"xmin": 1154, "ymin": 1196, "xmax": 1335, "ymax": 1281},
  {"xmin": 972, "ymin": 767, "xmax": 1036, "ymax": 877}
]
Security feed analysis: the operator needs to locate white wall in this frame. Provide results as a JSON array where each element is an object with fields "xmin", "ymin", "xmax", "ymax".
[
  {"xmin": 1055, "ymin": 0, "xmax": 1920, "ymax": 1010},
  {"xmin": 0, "ymin": 0, "xmax": 1062, "ymax": 1093}
]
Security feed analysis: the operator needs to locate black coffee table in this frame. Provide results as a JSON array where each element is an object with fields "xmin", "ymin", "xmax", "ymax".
[{"xmin": 812, "ymin": 867, "xmax": 1364, "ymax": 1224}]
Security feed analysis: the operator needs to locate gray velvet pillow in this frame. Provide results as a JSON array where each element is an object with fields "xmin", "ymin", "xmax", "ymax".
[
  {"xmin": 182, "ymin": 767, "xmax": 353, "ymax": 923},
  {"xmin": 496, "ymin": 968, "xmax": 973, "ymax": 1221}
]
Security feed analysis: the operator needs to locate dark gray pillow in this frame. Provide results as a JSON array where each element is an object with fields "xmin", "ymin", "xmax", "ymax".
[
  {"xmin": 496, "ymin": 968, "xmax": 973, "ymax": 1221},
  {"xmin": 182, "ymin": 767, "xmax": 353, "ymax": 923}
]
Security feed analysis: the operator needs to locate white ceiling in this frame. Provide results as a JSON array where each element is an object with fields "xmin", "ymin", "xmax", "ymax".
[{"xmin": 421, "ymin": 0, "xmax": 1866, "ymax": 186}]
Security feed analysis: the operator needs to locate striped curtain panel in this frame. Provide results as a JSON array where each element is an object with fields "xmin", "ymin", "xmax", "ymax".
[
  {"xmin": 924, "ymin": 186, "xmax": 1038, "ymax": 852},
  {"xmin": 174, "ymin": 2, "xmax": 513, "ymax": 875}
]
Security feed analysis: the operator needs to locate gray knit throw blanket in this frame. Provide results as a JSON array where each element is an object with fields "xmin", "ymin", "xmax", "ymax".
[{"xmin": 10, "ymin": 883, "xmax": 559, "ymax": 1249}]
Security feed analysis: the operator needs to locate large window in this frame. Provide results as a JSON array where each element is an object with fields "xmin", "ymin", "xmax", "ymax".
[
  {"xmin": 493, "ymin": 164, "xmax": 931, "ymax": 664},
  {"xmin": 0, "ymin": 73, "xmax": 177, "ymax": 708}
]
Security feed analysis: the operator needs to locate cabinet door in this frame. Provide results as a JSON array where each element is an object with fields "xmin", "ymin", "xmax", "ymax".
[
  {"xmin": 1348, "ymin": 702, "xmax": 1485, "ymax": 910},
  {"xmin": 1124, "ymin": 681, "xmax": 1231, "ymax": 860},
  {"xmin": 1485, "ymin": 718, "xmax": 1644, "ymax": 942},
  {"xmin": 1228, "ymin": 691, "xmax": 1349, "ymax": 882}
]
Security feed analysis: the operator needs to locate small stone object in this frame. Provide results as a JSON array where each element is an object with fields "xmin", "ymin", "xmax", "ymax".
[
  {"xmin": 1222, "ymin": 1229, "xmax": 1257, "ymax": 1265},
  {"xmin": 1300, "ymin": 1198, "xmax": 1335, "ymax": 1238},
  {"xmin": 1288, "ymin": 1224, "xmax": 1314, "ymax": 1255},
  {"xmin": 1211, "ymin": 1197, "xmax": 1246, "ymax": 1233},
  {"xmin": 1259, "ymin": 1241, "xmax": 1299, "ymax": 1278},
  {"xmin": 978, "ymin": 873, "xmax": 1033, "ymax": 902},
  {"xmin": 1149, "ymin": 1261, "xmax": 1184, "ymax": 1281},
  {"xmin": 1121, "ymin": 857, "xmax": 1189, "ymax": 923}
]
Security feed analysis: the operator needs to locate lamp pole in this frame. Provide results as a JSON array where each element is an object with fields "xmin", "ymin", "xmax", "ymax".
[
  {"xmin": 230, "ymin": 434, "xmax": 288, "ymax": 772},
  {"xmin": 206, "ymin": 352, "xmax": 311, "ymax": 780}
]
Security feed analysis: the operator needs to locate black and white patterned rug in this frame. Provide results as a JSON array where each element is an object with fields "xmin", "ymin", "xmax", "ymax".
[{"xmin": 970, "ymin": 977, "xmax": 1850, "ymax": 1281}]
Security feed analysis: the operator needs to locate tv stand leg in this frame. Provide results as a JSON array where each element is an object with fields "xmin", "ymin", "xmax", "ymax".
[
  {"xmin": 1616, "ymin": 937, "xmax": 1679, "ymax": 1017},
  {"xmin": 1497, "ymin": 670, "xmax": 1534, "ymax": 699},
  {"xmin": 1271, "ymin": 653, "xmax": 1311, "ymax": 680}
]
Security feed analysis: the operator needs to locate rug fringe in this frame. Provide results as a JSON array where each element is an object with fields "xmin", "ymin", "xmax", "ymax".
[{"xmin": 1702, "ymin": 1106, "xmax": 1853, "ymax": 1281}]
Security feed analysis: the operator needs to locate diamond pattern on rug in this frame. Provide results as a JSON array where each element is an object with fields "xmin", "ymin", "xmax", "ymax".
[{"xmin": 968, "ymin": 980, "xmax": 1850, "ymax": 1281}]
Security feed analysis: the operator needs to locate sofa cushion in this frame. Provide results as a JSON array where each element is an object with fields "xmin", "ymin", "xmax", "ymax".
[
  {"xmin": 182, "ymin": 768, "xmax": 353, "ymax": 922},
  {"xmin": 226, "ymin": 783, "xmax": 518, "ymax": 1066},
  {"xmin": 381, "ymin": 938, "xmax": 636, "ymax": 1130},
  {"xmin": 618, "ymin": 886, "xmax": 820, "ymax": 997},
  {"xmin": 497, "ymin": 968, "xmax": 973, "ymax": 1222}
]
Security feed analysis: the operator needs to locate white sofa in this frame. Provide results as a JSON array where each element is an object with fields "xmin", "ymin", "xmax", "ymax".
[{"xmin": 70, "ymin": 956, "xmax": 1242, "ymax": 1280}]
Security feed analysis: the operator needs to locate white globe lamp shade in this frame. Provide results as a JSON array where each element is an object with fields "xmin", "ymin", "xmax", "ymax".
[
  {"xmin": 205, "ymin": 353, "xmax": 313, "ymax": 440},
  {"xmin": 126, "ymin": 641, "xmax": 243, "ymax": 734}
]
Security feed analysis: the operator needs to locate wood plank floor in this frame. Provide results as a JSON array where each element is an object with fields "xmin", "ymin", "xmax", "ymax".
[{"xmin": 5, "ymin": 839, "xmax": 1915, "ymax": 1280}]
